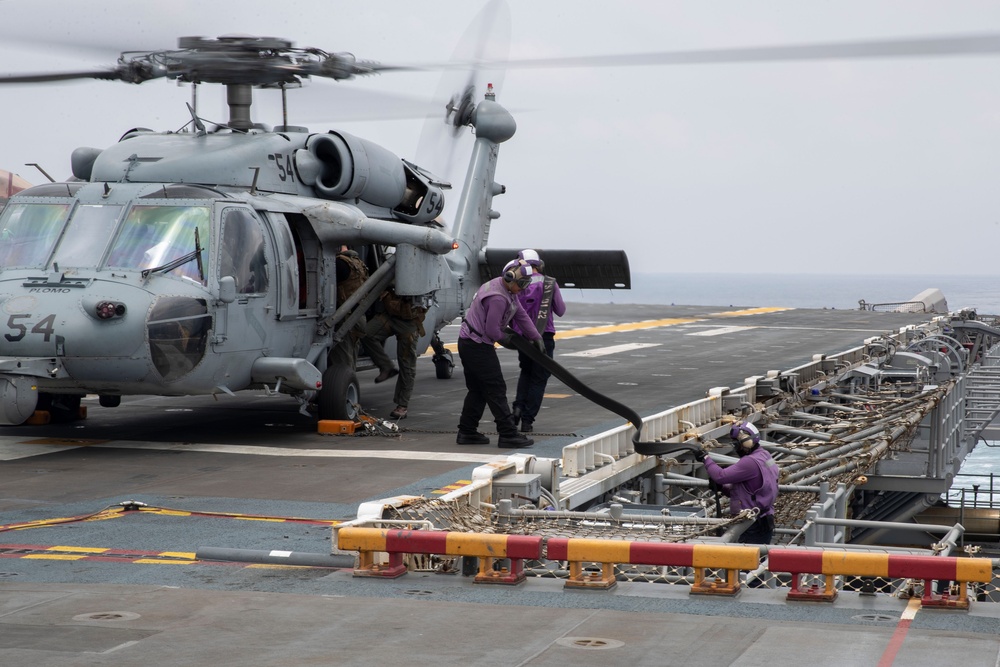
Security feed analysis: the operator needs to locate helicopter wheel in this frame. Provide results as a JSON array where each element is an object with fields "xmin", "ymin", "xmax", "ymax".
[
  {"xmin": 318, "ymin": 365, "xmax": 360, "ymax": 421},
  {"xmin": 99, "ymin": 395, "xmax": 121, "ymax": 408},
  {"xmin": 433, "ymin": 350, "xmax": 454, "ymax": 379},
  {"xmin": 37, "ymin": 393, "xmax": 84, "ymax": 422}
]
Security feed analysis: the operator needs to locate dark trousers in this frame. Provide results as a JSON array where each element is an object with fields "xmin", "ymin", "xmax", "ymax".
[
  {"xmin": 362, "ymin": 314, "xmax": 419, "ymax": 408},
  {"xmin": 513, "ymin": 333, "xmax": 555, "ymax": 425},
  {"xmin": 738, "ymin": 514, "xmax": 775, "ymax": 545},
  {"xmin": 457, "ymin": 337, "xmax": 517, "ymax": 437}
]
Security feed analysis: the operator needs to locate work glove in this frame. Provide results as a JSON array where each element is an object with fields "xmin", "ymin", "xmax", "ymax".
[
  {"xmin": 532, "ymin": 338, "xmax": 545, "ymax": 354},
  {"xmin": 692, "ymin": 435, "xmax": 717, "ymax": 463},
  {"xmin": 498, "ymin": 333, "xmax": 516, "ymax": 350}
]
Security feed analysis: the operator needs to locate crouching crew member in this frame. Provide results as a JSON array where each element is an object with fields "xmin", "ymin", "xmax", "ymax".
[{"xmin": 695, "ymin": 421, "xmax": 780, "ymax": 544}]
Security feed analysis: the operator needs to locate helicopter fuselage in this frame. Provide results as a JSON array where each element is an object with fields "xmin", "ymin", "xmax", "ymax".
[
  {"xmin": 0, "ymin": 91, "xmax": 521, "ymax": 425},
  {"xmin": 0, "ymin": 173, "xmax": 459, "ymax": 424}
]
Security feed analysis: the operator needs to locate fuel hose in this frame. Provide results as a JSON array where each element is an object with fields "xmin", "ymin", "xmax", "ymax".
[{"xmin": 508, "ymin": 332, "xmax": 700, "ymax": 456}]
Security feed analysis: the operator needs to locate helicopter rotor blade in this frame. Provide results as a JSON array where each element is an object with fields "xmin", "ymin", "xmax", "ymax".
[
  {"xmin": 0, "ymin": 61, "xmax": 167, "ymax": 85},
  {"xmin": 473, "ymin": 32, "xmax": 1000, "ymax": 71},
  {"xmin": 0, "ymin": 70, "xmax": 118, "ymax": 84},
  {"xmin": 415, "ymin": 0, "xmax": 510, "ymax": 201}
]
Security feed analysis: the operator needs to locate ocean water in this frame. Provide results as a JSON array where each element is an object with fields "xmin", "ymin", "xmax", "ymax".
[
  {"xmin": 564, "ymin": 272, "xmax": 1000, "ymax": 314},
  {"xmin": 566, "ymin": 272, "xmax": 1000, "ymax": 504}
]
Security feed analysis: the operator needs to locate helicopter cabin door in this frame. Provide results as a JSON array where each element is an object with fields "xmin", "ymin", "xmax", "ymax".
[{"xmin": 215, "ymin": 206, "xmax": 276, "ymax": 354}]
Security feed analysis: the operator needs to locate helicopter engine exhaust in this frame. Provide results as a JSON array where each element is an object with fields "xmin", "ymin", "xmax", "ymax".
[{"xmin": 298, "ymin": 132, "xmax": 406, "ymax": 208}]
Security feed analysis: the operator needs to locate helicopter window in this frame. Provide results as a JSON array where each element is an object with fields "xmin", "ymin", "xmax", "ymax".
[
  {"xmin": 139, "ymin": 184, "xmax": 227, "ymax": 199},
  {"xmin": 219, "ymin": 208, "xmax": 269, "ymax": 295},
  {"xmin": 17, "ymin": 183, "xmax": 86, "ymax": 198},
  {"xmin": 147, "ymin": 296, "xmax": 211, "ymax": 382},
  {"xmin": 106, "ymin": 205, "xmax": 210, "ymax": 283},
  {"xmin": 0, "ymin": 202, "xmax": 71, "ymax": 268},
  {"xmin": 51, "ymin": 205, "xmax": 123, "ymax": 268}
]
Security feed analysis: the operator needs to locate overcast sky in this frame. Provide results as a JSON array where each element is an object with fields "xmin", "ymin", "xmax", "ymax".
[{"xmin": 2, "ymin": 1, "xmax": 1000, "ymax": 276}]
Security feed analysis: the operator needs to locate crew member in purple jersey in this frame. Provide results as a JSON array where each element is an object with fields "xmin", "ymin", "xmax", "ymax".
[
  {"xmin": 456, "ymin": 259, "xmax": 543, "ymax": 448},
  {"xmin": 695, "ymin": 421, "xmax": 780, "ymax": 544},
  {"xmin": 510, "ymin": 249, "xmax": 565, "ymax": 433}
]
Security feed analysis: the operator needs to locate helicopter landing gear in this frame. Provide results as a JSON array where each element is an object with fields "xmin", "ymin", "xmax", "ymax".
[
  {"xmin": 318, "ymin": 365, "xmax": 361, "ymax": 421},
  {"xmin": 430, "ymin": 335, "xmax": 454, "ymax": 380}
]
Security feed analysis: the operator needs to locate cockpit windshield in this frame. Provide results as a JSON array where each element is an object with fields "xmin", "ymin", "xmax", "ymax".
[
  {"xmin": 0, "ymin": 203, "xmax": 71, "ymax": 268},
  {"xmin": 51, "ymin": 204, "xmax": 123, "ymax": 268},
  {"xmin": 106, "ymin": 205, "xmax": 211, "ymax": 283}
]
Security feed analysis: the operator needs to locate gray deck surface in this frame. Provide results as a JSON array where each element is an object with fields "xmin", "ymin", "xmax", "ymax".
[{"xmin": 2, "ymin": 303, "xmax": 997, "ymax": 666}]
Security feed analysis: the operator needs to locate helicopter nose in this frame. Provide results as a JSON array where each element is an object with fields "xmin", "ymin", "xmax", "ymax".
[{"xmin": 147, "ymin": 296, "xmax": 212, "ymax": 381}]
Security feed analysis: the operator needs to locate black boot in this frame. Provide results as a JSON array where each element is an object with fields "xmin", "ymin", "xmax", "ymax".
[
  {"xmin": 511, "ymin": 405, "xmax": 522, "ymax": 427},
  {"xmin": 497, "ymin": 433, "xmax": 533, "ymax": 448},
  {"xmin": 457, "ymin": 431, "xmax": 490, "ymax": 445}
]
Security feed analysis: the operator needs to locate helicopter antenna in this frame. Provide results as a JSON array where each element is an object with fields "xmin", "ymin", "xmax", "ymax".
[
  {"xmin": 186, "ymin": 103, "xmax": 207, "ymax": 136},
  {"xmin": 249, "ymin": 167, "xmax": 260, "ymax": 195},
  {"xmin": 26, "ymin": 163, "xmax": 54, "ymax": 183}
]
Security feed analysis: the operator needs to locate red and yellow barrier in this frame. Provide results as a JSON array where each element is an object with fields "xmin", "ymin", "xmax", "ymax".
[
  {"xmin": 337, "ymin": 527, "xmax": 543, "ymax": 585},
  {"xmin": 768, "ymin": 549, "xmax": 993, "ymax": 608},
  {"xmin": 546, "ymin": 538, "xmax": 760, "ymax": 595}
]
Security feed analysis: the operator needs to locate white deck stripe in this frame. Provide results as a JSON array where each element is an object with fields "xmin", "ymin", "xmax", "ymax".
[
  {"xmin": 0, "ymin": 437, "xmax": 507, "ymax": 463},
  {"xmin": 0, "ymin": 442, "xmax": 82, "ymax": 460},
  {"xmin": 562, "ymin": 343, "xmax": 662, "ymax": 358},
  {"xmin": 687, "ymin": 326, "xmax": 757, "ymax": 337}
]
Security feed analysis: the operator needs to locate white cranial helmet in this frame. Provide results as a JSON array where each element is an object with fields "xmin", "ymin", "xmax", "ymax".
[{"xmin": 517, "ymin": 249, "xmax": 544, "ymax": 272}]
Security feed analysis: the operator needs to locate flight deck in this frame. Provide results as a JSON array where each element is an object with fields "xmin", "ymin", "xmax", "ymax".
[{"xmin": 2, "ymin": 303, "xmax": 998, "ymax": 666}]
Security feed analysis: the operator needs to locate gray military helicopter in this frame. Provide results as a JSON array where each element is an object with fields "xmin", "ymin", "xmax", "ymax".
[{"xmin": 0, "ymin": 34, "xmax": 630, "ymax": 426}]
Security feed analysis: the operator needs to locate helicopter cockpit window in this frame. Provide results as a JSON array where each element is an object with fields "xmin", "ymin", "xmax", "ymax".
[
  {"xmin": 139, "ymin": 184, "xmax": 227, "ymax": 199},
  {"xmin": 51, "ymin": 204, "xmax": 123, "ymax": 268},
  {"xmin": 17, "ymin": 183, "xmax": 86, "ymax": 198},
  {"xmin": 219, "ymin": 208, "xmax": 269, "ymax": 295},
  {"xmin": 105, "ymin": 205, "xmax": 210, "ymax": 283},
  {"xmin": 0, "ymin": 202, "xmax": 71, "ymax": 268}
]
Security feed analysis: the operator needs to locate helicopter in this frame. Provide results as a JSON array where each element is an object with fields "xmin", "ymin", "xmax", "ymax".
[{"xmin": 0, "ymin": 33, "xmax": 630, "ymax": 426}]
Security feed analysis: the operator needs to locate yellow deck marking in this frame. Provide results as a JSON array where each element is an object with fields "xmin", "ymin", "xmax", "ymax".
[
  {"xmin": 556, "ymin": 318, "xmax": 704, "ymax": 340},
  {"xmin": 133, "ymin": 558, "xmax": 195, "ymax": 565},
  {"xmin": 50, "ymin": 546, "xmax": 107, "ymax": 553},
  {"xmin": 159, "ymin": 551, "xmax": 197, "ymax": 559},
  {"xmin": 432, "ymin": 479, "xmax": 473, "ymax": 495},
  {"xmin": 544, "ymin": 393, "xmax": 572, "ymax": 398},
  {"xmin": 23, "ymin": 554, "xmax": 86, "ymax": 560},
  {"xmin": 144, "ymin": 509, "xmax": 192, "ymax": 517},
  {"xmin": 427, "ymin": 308, "xmax": 793, "ymax": 354},
  {"xmin": 710, "ymin": 307, "xmax": 793, "ymax": 317}
]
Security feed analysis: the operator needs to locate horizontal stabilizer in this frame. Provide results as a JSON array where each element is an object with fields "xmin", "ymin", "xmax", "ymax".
[{"xmin": 481, "ymin": 249, "xmax": 630, "ymax": 289}]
